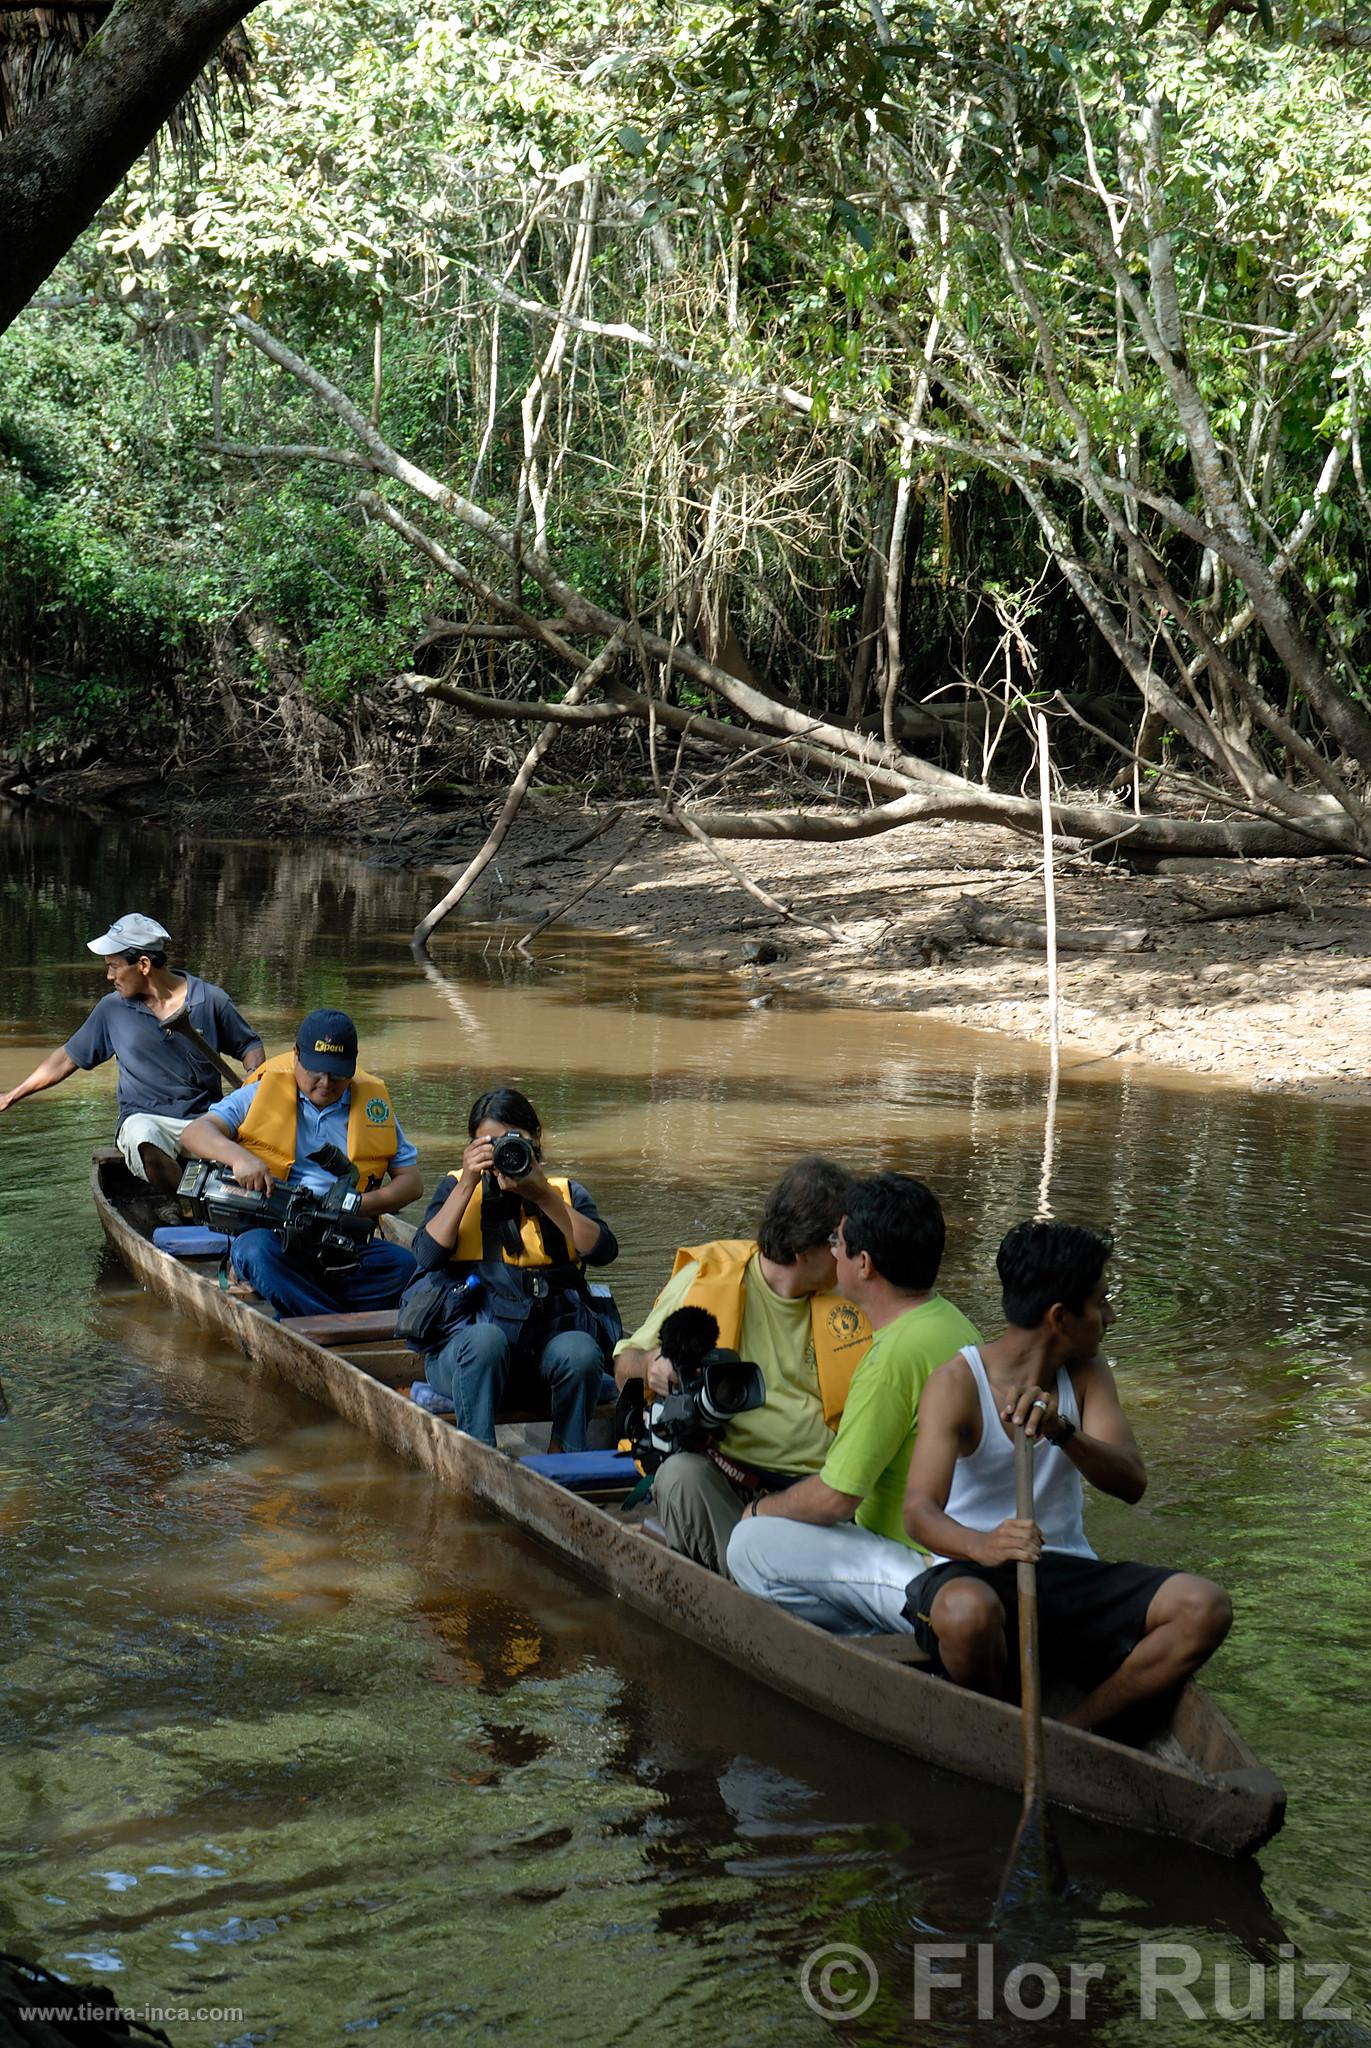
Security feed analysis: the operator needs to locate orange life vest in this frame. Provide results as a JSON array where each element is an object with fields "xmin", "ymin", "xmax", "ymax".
[
  {"xmin": 670, "ymin": 1237, "xmax": 871, "ymax": 1427},
  {"xmin": 452, "ymin": 1174, "xmax": 578, "ymax": 1268},
  {"xmin": 235, "ymin": 1049, "xmax": 399, "ymax": 1189}
]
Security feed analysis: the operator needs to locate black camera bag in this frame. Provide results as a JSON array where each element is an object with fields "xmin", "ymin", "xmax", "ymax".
[
  {"xmin": 397, "ymin": 1261, "xmax": 539, "ymax": 1355},
  {"xmin": 395, "ymin": 1273, "xmax": 465, "ymax": 1353}
]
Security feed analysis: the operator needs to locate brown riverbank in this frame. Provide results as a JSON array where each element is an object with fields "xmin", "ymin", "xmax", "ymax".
[{"xmin": 399, "ymin": 803, "xmax": 1371, "ymax": 1107}]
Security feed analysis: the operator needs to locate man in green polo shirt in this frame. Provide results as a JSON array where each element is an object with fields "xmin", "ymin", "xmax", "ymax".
[{"xmin": 726, "ymin": 1173, "xmax": 979, "ymax": 1633}]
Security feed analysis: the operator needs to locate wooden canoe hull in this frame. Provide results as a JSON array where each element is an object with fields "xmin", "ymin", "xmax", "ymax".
[{"xmin": 91, "ymin": 1154, "xmax": 1285, "ymax": 1859}]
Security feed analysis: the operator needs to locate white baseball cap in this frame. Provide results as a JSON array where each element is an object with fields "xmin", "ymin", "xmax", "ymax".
[{"xmin": 87, "ymin": 913, "xmax": 172, "ymax": 957}]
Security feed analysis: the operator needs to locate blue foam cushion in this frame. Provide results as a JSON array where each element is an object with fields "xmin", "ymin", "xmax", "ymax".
[
  {"xmin": 520, "ymin": 1450, "xmax": 639, "ymax": 1490},
  {"xmin": 152, "ymin": 1225, "xmax": 231, "ymax": 1258}
]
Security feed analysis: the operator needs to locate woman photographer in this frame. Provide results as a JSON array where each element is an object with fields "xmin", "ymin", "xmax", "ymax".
[{"xmin": 406, "ymin": 1086, "xmax": 619, "ymax": 1450}]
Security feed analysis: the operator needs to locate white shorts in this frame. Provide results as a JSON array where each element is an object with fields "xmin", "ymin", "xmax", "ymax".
[
  {"xmin": 726, "ymin": 1513, "xmax": 920, "ymax": 1635},
  {"xmin": 117, "ymin": 1112, "xmax": 193, "ymax": 1181}
]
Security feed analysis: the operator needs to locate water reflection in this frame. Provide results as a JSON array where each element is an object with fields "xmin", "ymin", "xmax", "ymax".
[{"xmin": 1, "ymin": 804, "xmax": 1370, "ymax": 2042}]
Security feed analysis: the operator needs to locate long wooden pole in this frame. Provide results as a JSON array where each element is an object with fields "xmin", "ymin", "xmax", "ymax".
[
  {"xmin": 994, "ymin": 1426, "xmax": 1067, "ymax": 1917},
  {"xmin": 1014, "ymin": 1427, "xmax": 1045, "ymax": 1804},
  {"xmin": 1036, "ymin": 711, "xmax": 1060, "ymax": 1074}
]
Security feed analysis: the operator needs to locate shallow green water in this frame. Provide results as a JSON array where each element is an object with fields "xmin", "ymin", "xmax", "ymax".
[{"xmin": 1, "ymin": 805, "xmax": 1369, "ymax": 2044}]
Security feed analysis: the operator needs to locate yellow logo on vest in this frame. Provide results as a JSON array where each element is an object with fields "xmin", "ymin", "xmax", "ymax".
[
  {"xmin": 365, "ymin": 1096, "xmax": 390, "ymax": 1125},
  {"xmin": 827, "ymin": 1302, "xmax": 865, "ymax": 1347}
]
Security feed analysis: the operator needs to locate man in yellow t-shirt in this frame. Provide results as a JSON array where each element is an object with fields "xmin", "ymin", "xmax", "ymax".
[
  {"xmin": 614, "ymin": 1157, "xmax": 862, "ymax": 1574},
  {"xmin": 726, "ymin": 1174, "xmax": 979, "ymax": 1633}
]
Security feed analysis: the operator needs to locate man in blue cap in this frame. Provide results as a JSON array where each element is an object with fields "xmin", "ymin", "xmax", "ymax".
[
  {"xmin": 179, "ymin": 1008, "xmax": 421, "ymax": 1317},
  {"xmin": 0, "ymin": 912, "xmax": 264, "ymax": 1192}
]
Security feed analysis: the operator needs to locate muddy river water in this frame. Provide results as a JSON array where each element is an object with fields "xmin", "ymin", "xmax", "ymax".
[{"xmin": 1, "ymin": 806, "xmax": 1369, "ymax": 2045}]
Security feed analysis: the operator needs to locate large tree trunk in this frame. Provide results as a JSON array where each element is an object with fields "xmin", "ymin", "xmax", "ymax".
[{"xmin": 0, "ymin": 0, "xmax": 262, "ymax": 334}]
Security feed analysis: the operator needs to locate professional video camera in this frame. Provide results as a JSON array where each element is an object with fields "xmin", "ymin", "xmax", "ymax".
[
  {"xmin": 619, "ymin": 1304, "xmax": 766, "ymax": 1476},
  {"xmin": 176, "ymin": 1143, "xmax": 374, "ymax": 1274}
]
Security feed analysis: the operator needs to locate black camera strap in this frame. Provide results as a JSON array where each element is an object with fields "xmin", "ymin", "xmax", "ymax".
[{"xmin": 480, "ymin": 1184, "xmax": 578, "ymax": 1283}]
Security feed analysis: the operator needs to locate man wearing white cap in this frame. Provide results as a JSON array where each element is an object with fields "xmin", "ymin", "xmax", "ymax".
[{"xmin": 0, "ymin": 912, "xmax": 264, "ymax": 1192}]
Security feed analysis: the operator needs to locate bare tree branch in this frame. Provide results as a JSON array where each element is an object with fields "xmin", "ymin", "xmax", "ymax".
[{"xmin": 411, "ymin": 631, "xmax": 626, "ymax": 949}]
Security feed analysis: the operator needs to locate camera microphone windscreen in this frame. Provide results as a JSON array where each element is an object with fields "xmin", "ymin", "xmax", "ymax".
[{"xmin": 658, "ymin": 1305, "xmax": 720, "ymax": 1373}]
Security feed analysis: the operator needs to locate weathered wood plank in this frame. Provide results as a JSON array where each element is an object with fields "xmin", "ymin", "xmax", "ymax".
[{"xmin": 278, "ymin": 1308, "xmax": 399, "ymax": 1344}]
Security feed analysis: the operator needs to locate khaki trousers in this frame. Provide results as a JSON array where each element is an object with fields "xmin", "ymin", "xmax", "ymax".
[{"xmin": 650, "ymin": 1452, "xmax": 747, "ymax": 1577}]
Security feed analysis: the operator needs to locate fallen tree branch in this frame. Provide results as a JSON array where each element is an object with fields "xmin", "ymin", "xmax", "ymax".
[
  {"xmin": 667, "ymin": 805, "xmax": 844, "ymax": 943},
  {"xmin": 515, "ymin": 827, "xmax": 648, "ymax": 952},
  {"xmin": 404, "ymin": 664, "xmax": 900, "ymax": 795},
  {"xmin": 1048, "ymin": 691, "xmax": 1362, "ymax": 862},
  {"xmin": 662, "ymin": 799, "xmax": 1345, "ymax": 857},
  {"xmin": 523, "ymin": 804, "xmax": 629, "ymax": 865},
  {"xmin": 960, "ymin": 901, "xmax": 1151, "ymax": 953},
  {"xmin": 412, "ymin": 631, "xmax": 625, "ymax": 948},
  {"xmin": 405, "ymin": 679, "xmax": 629, "ymax": 725},
  {"xmin": 418, "ymin": 615, "xmax": 588, "ymax": 644},
  {"xmin": 1177, "ymin": 895, "xmax": 1303, "ymax": 925}
]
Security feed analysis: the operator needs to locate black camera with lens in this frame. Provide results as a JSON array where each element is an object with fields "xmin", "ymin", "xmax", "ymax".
[
  {"xmin": 176, "ymin": 1143, "xmax": 374, "ymax": 1274},
  {"xmin": 490, "ymin": 1130, "xmax": 536, "ymax": 1180},
  {"xmin": 619, "ymin": 1304, "xmax": 766, "ymax": 1475}
]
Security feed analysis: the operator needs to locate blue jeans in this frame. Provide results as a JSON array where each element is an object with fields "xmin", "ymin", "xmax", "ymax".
[
  {"xmin": 423, "ymin": 1323, "xmax": 606, "ymax": 1449},
  {"xmin": 232, "ymin": 1229, "xmax": 418, "ymax": 1318}
]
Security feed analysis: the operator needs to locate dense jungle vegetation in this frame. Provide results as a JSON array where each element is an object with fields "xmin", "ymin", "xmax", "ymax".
[{"xmin": 2, "ymin": 0, "xmax": 1370, "ymax": 858}]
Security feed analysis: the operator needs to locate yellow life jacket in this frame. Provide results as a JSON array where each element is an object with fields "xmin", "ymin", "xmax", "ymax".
[
  {"xmin": 235, "ymin": 1049, "xmax": 399, "ymax": 1189},
  {"xmin": 670, "ymin": 1238, "xmax": 872, "ymax": 1428},
  {"xmin": 451, "ymin": 1174, "xmax": 578, "ymax": 1268}
]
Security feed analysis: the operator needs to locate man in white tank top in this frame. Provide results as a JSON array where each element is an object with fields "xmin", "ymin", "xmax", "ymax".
[{"xmin": 903, "ymin": 1221, "xmax": 1232, "ymax": 1735}]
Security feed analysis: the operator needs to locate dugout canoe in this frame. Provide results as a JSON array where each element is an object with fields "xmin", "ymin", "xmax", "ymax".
[{"xmin": 92, "ymin": 1148, "xmax": 1286, "ymax": 1860}]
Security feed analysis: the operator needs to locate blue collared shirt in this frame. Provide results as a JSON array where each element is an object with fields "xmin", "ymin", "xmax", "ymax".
[
  {"xmin": 213, "ymin": 1079, "xmax": 418, "ymax": 1194},
  {"xmin": 65, "ymin": 971, "xmax": 263, "ymax": 1133}
]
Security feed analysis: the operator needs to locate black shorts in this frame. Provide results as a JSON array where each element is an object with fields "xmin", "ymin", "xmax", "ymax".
[{"xmin": 903, "ymin": 1554, "xmax": 1178, "ymax": 1694}]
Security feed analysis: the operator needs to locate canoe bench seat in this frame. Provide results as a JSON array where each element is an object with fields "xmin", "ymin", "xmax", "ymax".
[
  {"xmin": 520, "ymin": 1450, "xmax": 640, "ymax": 1492},
  {"xmin": 279, "ymin": 1308, "xmax": 400, "ymax": 1346},
  {"xmin": 152, "ymin": 1225, "xmax": 231, "ymax": 1258},
  {"xmin": 858, "ymin": 1634, "xmax": 938, "ymax": 1670}
]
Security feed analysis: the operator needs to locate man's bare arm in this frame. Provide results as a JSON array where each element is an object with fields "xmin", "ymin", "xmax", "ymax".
[
  {"xmin": 1055, "ymin": 1355, "xmax": 1146, "ymax": 1503},
  {"xmin": 0, "ymin": 1048, "xmax": 78, "ymax": 1114},
  {"xmin": 753, "ymin": 1474, "xmax": 859, "ymax": 1526},
  {"xmin": 359, "ymin": 1164, "xmax": 423, "ymax": 1217},
  {"xmin": 904, "ymin": 1360, "xmax": 1041, "ymax": 1566}
]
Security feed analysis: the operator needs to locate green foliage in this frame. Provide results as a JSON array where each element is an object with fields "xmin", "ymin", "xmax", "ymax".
[
  {"xmin": 5, "ymin": 0, "xmax": 1371, "ymax": 813},
  {"xmin": 0, "ymin": 304, "xmax": 431, "ymax": 756},
  {"xmin": 94, "ymin": 0, "xmax": 664, "ymax": 318}
]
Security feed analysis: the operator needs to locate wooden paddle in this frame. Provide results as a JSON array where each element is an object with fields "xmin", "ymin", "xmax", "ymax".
[{"xmin": 994, "ymin": 1422, "xmax": 1068, "ymax": 1917}]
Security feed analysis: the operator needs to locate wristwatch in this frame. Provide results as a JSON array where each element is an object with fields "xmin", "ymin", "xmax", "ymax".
[{"xmin": 1048, "ymin": 1416, "xmax": 1077, "ymax": 1447}]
